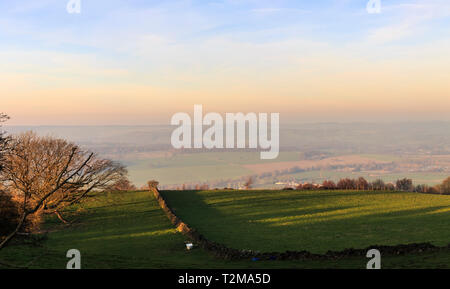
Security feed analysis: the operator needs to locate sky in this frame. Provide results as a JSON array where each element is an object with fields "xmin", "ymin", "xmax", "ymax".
[{"xmin": 1, "ymin": 0, "xmax": 450, "ymax": 125}]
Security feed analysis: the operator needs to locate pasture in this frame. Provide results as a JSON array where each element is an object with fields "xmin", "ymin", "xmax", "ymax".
[
  {"xmin": 1, "ymin": 190, "xmax": 450, "ymax": 269},
  {"xmin": 162, "ymin": 190, "xmax": 450, "ymax": 253}
]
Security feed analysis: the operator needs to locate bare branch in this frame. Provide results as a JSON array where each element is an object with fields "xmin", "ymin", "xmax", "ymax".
[{"xmin": 0, "ymin": 132, "xmax": 126, "ymax": 250}]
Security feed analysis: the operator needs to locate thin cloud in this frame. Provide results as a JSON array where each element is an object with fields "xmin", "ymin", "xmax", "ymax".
[
  {"xmin": 250, "ymin": 7, "xmax": 311, "ymax": 15},
  {"xmin": 365, "ymin": 0, "xmax": 450, "ymax": 44}
]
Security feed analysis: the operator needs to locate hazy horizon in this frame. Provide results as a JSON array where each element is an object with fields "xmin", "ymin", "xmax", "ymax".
[
  {"xmin": 4, "ymin": 122, "xmax": 450, "ymax": 188},
  {"xmin": 6, "ymin": 120, "xmax": 450, "ymax": 127}
]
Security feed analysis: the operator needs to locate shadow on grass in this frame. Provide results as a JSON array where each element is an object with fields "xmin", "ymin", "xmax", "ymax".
[{"xmin": 161, "ymin": 190, "xmax": 450, "ymax": 253}]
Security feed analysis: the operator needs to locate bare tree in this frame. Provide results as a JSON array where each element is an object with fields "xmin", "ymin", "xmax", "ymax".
[
  {"xmin": 0, "ymin": 132, "xmax": 126, "ymax": 249},
  {"xmin": 356, "ymin": 177, "xmax": 369, "ymax": 190},
  {"xmin": 0, "ymin": 113, "xmax": 10, "ymax": 173},
  {"xmin": 370, "ymin": 179, "xmax": 385, "ymax": 190},
  {"xmin": 415, "ymin": 184, "xmax": 430, "ymax": 194},
  {"xmin": 439, "ymin": 177, "xmax": 450, "ymax": 195},
  {"xmin": 109, "ymin": 177, "xmax": 137, "ymax": 192},
  {"xmin": 147, "ymin": 180, "xmax": 159, "ymax": 190},
  {"xmin": 337, "ymin": 178, "xmax": 356, "ymax": 190},
  {"xmin": 322, "ymin": 180, "xmax": 336, "ymax": 190},
  {"xmin": 396, "ymin": 178, "xmax": 413, "ymax": 192}
]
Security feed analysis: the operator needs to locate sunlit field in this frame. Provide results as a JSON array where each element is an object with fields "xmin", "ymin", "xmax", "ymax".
[
  {"xmin": 162, "ymin": 190, "xmax": 450, "ymax": 253},
  {"xmin": 2, "ymin": 191, "xmax": 450, "ymax": 269},
  {"xmin": 0, "ymin": 191, "xmax": 361, "ymax": 269}
]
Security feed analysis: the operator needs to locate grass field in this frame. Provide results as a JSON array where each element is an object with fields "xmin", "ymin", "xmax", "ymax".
[
  {"xmin": 1, "ymin": 190, "xmax": 450, "ymax": 269},
  {"xmin": 162, "ymin": 190, "xmax": 450, "ymax": 253},
  {"xmin": 0, "ymin": 191, "xmax": 362, "ymax": 269}
]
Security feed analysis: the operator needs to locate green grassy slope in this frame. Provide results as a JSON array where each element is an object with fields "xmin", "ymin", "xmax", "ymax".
[
  {"xmin": 0, "ymin": 191, "xmax": 360, "ymax": 269},
  {"xmin": 1, "ymin": 190, "xmax": 450, "ymax": 269},
  {"xmin": 1, "ymin": 191, "xmax": 221, "ymax": 268},
  {"xmin": 162, "ymin": 190, "xmax": 450, "ymax": 253}
]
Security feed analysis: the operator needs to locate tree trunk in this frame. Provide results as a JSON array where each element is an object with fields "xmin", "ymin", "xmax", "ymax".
[{"xmin": 0, "ymin": 211, "xmax": 27, "ymax": 250}]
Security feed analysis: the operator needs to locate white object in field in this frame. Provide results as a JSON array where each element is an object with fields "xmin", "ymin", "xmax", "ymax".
[{"xmin": 186, "ymin": 243, "xmax": 194, "ymax": 250}]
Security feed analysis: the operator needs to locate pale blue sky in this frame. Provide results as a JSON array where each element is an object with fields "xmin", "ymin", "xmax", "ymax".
[{"xmin": 2, "ymin": 1, "xmax": 449, "ymax": 52}]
